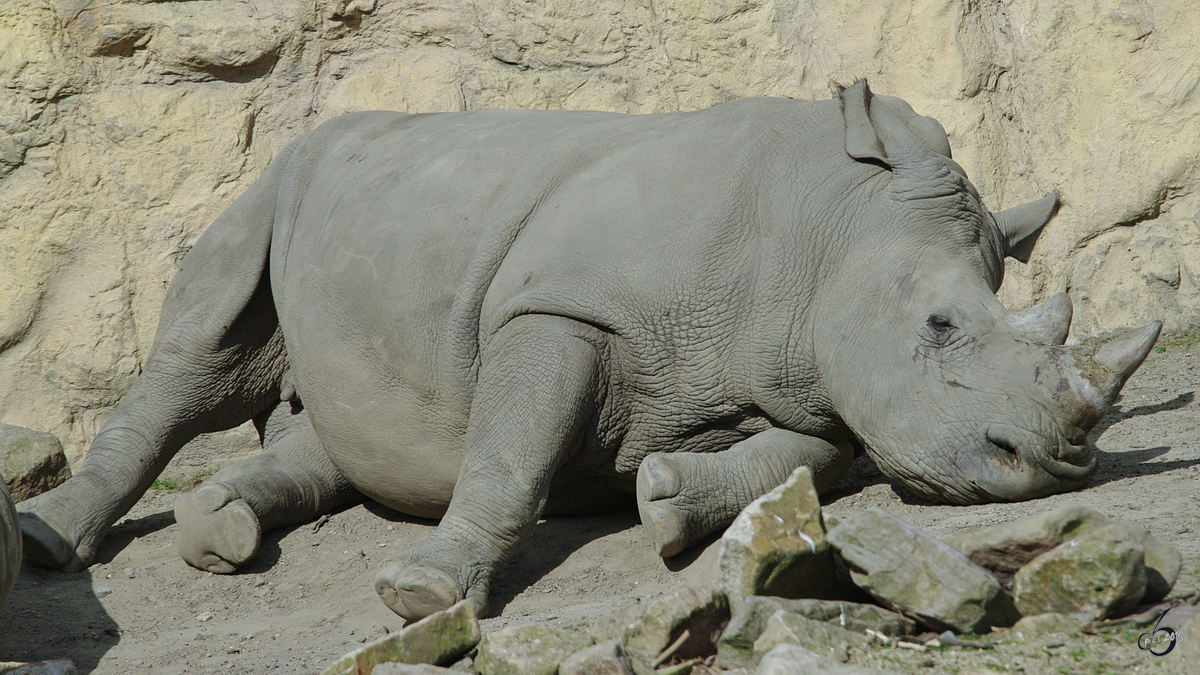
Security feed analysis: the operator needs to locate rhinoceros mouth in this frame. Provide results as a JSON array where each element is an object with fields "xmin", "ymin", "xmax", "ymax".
[{"xmin": 984, "ymin": 423, "xmax": 1097, "ymax": 483}]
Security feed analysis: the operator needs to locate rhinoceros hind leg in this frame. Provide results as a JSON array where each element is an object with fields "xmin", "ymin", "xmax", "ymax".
[
  {"xmin": 175, "ymin": 402, "xmax": 360, "ymax": 574},
  {"xmin": 637, "ymin": 430, "xmax": 854, "ymax": 557},
  {"xmin": 18, "ymin": 503, "xmax": 86, "ymax": 572},
  {"xmin": 175, "ymin": 482, "xmax": 260, "ymax": 573}
]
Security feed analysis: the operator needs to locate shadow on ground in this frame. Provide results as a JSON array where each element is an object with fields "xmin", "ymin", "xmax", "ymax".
[
  {"xmin": 0, "ymin": 565, "xmax": 117, "ymax": 673},
  {"xmin": 488, "ymin": 511, "xmax": 640, "ymax": 616},
  {"xmin": 0, "ymin": 506, "xmax": 185, "ymax": 672},
  {"xmin": 1092, "ymin": 391, "xmax": 1195, "ymax": 438}
]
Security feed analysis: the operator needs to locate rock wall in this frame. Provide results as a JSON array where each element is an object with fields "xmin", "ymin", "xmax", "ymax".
[{"xmin": 1, "ymin": 0, "xmax": 1198, "ymax": 461}]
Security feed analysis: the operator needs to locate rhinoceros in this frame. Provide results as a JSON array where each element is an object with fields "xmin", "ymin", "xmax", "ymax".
[{"xmin": 17, "ymin": 81, "xmax": 1160, "ymax": 621}]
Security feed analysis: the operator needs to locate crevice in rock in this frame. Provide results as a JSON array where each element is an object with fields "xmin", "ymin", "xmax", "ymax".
[{"xmin": 1069, "ymin": 186, "xmax": 1184, "ymax": 254}]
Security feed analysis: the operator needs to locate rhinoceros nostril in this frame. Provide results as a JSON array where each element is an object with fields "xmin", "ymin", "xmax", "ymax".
[
  {"xmin": 984, "ymin": 429, "xmax": 1021, "ymax": 465},
  {"xmin": 1056, "ymin": 437, "xmax": 1091, "ymax": 463},
  {"xmin": 988, "ymin": 438, "xmax": 1018, "ymax": 456}
]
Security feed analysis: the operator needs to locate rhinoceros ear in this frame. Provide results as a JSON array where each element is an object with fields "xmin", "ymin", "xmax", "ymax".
[
  {"xmin": 841, "ymin": 80, "xmax": 941, "ymax": 168},
  {"xmin": 873, "ymin": 93, "xmax": 953, "ymax": 159},
  {"xmin": 842, "ymin": 80, "xmax": 888, "ymax": 163},
  {"xmin": 994, "ymin": 191, "xmax": 1059, "ymax": 262}
]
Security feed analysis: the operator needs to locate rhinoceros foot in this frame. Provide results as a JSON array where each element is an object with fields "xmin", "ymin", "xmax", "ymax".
[
  {"xmin": 17, "ymin": 483, "xmax": 98, "ymax": 572},
  {"xmin": 174, "ymin": 481, "xmax": 261, "ymax": 574},
  {"xmin": 375, "ymin": 561, "xmax": 466, "ymax": 622},
  {"xmin": 636, "ymin": 453, "xmax": 692, "ymax": 558}
]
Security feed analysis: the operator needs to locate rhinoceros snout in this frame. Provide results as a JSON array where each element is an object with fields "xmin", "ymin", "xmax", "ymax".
[{"xmin": 984, "ymin": 424, "xmax": 1094, "ymax": 478}]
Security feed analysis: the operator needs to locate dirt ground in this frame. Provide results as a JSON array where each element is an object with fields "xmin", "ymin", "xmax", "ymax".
[{"xmin": 1, "ymin": 335, "xmax": 1198, "ymax": 675}]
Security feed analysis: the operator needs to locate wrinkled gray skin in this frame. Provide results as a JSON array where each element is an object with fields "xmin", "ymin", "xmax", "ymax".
[{"xmin": 17, "ymin": 81, "xmax": 1160, "ymax": 622}]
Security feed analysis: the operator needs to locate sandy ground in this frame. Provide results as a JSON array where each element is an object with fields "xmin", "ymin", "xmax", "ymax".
[{"xmin": 1, "ymin": 338, "xmax": 1198, "ymax": 675}]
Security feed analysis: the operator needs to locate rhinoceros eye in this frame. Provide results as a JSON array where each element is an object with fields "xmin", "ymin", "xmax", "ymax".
[{"xmin": 927, "ymin": 314, "xmax": 956, "ymax": 339}]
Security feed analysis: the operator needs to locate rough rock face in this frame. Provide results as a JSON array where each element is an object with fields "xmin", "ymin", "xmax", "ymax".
[
  {"xmin": 718, "ymin": 467, "xmax": 839, "ymax": 609},
  {"xmin": 827, "ymin": 508, "xmax": 1020, "ymax": 633},
  {"xmin": 943, "ymin": 505, "xmax": 1181, "ymax": 603},
  {"xmin": 1011, "ymin": 523, "xmax": 1148, "ymax": 621},
  {"xmin": 321, "ymin": 599, "xmax": 480, "ymax": 675},
  {"xmin": 1, "ymin": 0, "xmax": 1198, "ymax": 459}
]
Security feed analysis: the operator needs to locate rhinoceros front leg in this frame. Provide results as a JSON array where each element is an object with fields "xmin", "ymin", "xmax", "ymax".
[
  {"xmin": 174, "ymin": 401, "xmax": 361, "ymax": 573},
  {"xmin": 374, "ymin": 314, "xmax": 604, "ymax": 622},
  {"xmin": 637, "ymin": 429, "xmax": 854, "ymax": 557}
]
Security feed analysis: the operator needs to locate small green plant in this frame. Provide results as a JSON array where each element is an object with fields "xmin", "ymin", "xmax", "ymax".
[
  {"xmin": 183, "ymin": 471, "xmax": 214, "ymax": 490},
  {"xmin": 150, "ymin": 478, "xmax": 177, "ymax": 491},
  {"xmin": 1068, "ymin": 646, "xmax": 1087, "ymax": 662},
  {"xmin": 1120, "ymin": 625, "xmax": 1143, "ymax": 644},
  {"xmin": 1057, "ymin": 666, "xmax": 1070, "ymax": 675}
]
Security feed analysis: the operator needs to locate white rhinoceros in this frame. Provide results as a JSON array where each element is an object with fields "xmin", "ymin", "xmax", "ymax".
[{"xmin": 17, "ymin": 81, "xmax": 1160, "ymax": 621}]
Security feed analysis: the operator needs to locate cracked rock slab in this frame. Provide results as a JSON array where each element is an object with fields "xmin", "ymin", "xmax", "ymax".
[
  {"xmin": 717, "ymin": 466, "xmax": 842, "ymax": 611},
  {"xmin": 321, "ymin": 600, "xmax": 480, "ymax": 675},
  {"xmin": 475, "ymin": 623, "xmax": 595, "ymax": 675},
  {"xmin": 1012, "ymin": 522, "xmax": 1147, "ymax": 621},
  {"xmin": 826, "ymin": 508, "xmax": 1019, "ymax": 633}
]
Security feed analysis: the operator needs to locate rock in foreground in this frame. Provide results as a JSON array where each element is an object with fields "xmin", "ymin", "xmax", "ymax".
[
  {"xmin": 755, "ymin": 643, "xmax": 903, "ymax": 674},
  {"xmin": 717, "ymin": 595, "xmax": 913, "ymax": 669},
  {"xmin": 1012, "ymin": 523, "xmax": 1147, "ymax": 620},
  {"xmin": 475, "ymin": 624, "xmax": 594, "ymax": 675},
  {"xmin": 751, "ymin": 610, "xmax": 869, "ymax": 667},
  {"xmin": 718, "ymin": 467, "xmax": 840, "ymax": 611},
  {"xmin": 558, "ymin": 640, "xmax": 655, "ymax": 675},
  {"xmin": 942, "ymin": 505, "xmax": 1180, "ymax": 602},
  {"xmin": 322, "ymin": 600, "xmax": 480, "ymax": 675},
  {"xmin": 827, "ymin": 508, "xmax": 1019, "ymax": 633},
  {"xmin": 593, "ymin": 586, "xmax": 729, "ymax": 660}
]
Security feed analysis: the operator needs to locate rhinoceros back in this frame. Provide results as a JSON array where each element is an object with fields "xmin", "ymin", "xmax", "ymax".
[{"xmin": 262, "ymin": 100, "xmax": 849, "ymax": 517}]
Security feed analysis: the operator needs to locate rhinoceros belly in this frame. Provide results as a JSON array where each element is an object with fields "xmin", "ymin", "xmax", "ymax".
[{"xmin": 270, "ymin": 117, "xmax": 502, "ymax": 518}]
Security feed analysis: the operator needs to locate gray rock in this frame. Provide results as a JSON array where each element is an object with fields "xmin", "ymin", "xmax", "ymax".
[
  {"xmin": 751, "ymin": 610, "xmax": 869, "ymax": 667},
  {"xmin": 1008, "ymin": 612, "xmax": 1084, "ymax": 645},
  {"xmin": 321, "ymin": 600, "xmax": 480, "ymax": 675},
  {"xmin": 1134, "ymin": 531, "xmax": 1182, "ymax": 604},
  {"xmin": 559, "ymin": 639, "xmax": 655, "ymax": 675},
  {"xmin": 718, "ymin": 596, "xmax": 913, "ymax": 669},
  {"xmin": 475, "ymin": 624, "xmax": 595, "ymax": 675},
  {"xmin": 373, "ymin": 665, "xmax": 457, "ymax": 675},
  {"xmin": 1012, "ymin": 522, "xmax": 1147, "ymax": 620},
  {"xmin": 593, "ymin": 586, "xmax": 729, "ymax": 660},
  {"xmin": 826, "ymin": 508, "xmax": 1019, "ymax": 633},
  {"xmin": 941, "ymin": 506, "xmax": 1180, "ymax": 602},
  {"xmin": 0, "ymin": 424, "xmax": 70, "ymax": 502},
  {"xmin": 755, "ymin": 643, "xmax": 903, "ymax": 674},
  {"xmin": 941, "ymin": 506, "xmax": 1107, "ymax": 584},
  {"xmin": 753, "ymin": 643, "xmax": 822, "ymax": 673},
  {"xmin": 718, "ymin": 467, "xmax": 840, "ymax": 612},
  {"xmin": 1, "ymin": 477, "xmax": 19, "ymax": 614}
]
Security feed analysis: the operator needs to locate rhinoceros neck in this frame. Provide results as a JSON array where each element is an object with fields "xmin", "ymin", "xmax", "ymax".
[{"xmin": 739, "ymin": 150, "xmax": 889, "ymax": 439}]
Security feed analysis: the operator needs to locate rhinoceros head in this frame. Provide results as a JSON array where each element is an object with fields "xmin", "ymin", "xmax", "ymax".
[{"xmin": 813, "ymin": 82, "xmax": 1160, "ymax": 504}]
